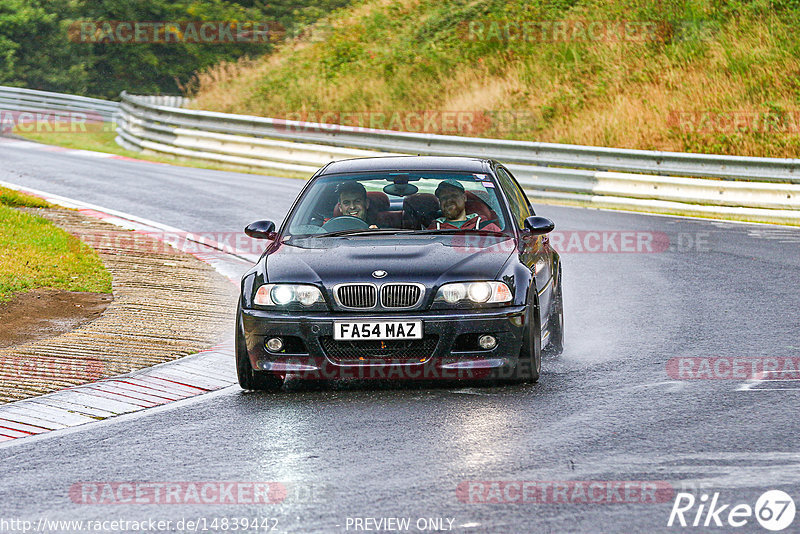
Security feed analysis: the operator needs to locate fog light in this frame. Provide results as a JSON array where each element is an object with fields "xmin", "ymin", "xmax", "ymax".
[
  {"xmin": 478, "ymin": 335, "xmax": 497, "ymax": 350},
  {"xmin": 266, "ymin": 337, "xmax": 284, "ymax": 352}
]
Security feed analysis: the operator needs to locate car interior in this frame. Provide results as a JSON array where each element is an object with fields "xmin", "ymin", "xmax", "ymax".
[
  {"xmin": 287, "ymin": 174, "xmax": 507, "ymax": 236},
  {"xmin": 327, "ymin": 188, "xmax": 500, "ymax": 230}
]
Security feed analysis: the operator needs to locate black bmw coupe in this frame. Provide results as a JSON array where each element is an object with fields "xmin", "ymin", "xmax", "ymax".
[{"xmin": 236, "ymin": 156, "xmax": 563, "ymax": 390}]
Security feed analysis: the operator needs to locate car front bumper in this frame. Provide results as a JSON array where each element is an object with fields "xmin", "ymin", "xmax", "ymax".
[{"xmin": 241, "ymin": 306, "xmax": 527, "ymax": 380}]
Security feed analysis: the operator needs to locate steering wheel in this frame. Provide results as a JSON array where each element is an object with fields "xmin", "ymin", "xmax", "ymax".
[{"xmin": 321, "ymin": 215, "xmax": 370, "ymax": 233}]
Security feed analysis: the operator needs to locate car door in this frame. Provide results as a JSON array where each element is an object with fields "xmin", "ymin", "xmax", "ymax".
[{"xmin": 495, "ymin": 166, "xmax": 554, "ymax": 321}]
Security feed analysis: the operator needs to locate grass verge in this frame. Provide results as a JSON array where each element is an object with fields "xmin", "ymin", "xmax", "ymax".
[{"xmin": 0, "ymin": 186, "xmax": 112, "ymax": 303}]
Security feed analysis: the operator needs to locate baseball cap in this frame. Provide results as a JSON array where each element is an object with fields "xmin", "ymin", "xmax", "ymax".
[{"xmin": 435, "ymin": 179, "xmax": 465, "ymax": 197}]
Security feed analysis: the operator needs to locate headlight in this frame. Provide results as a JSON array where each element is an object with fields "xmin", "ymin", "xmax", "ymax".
[
  {"xmin": 435, "ymin": 281, "xmax": 512, "ymax": 306},
  {"xmin": 270, "ymin": 285, "xmax": 294, "ymax": 305},
  {"xmin": 254, "ymin": 284, "xmax": 325, "ymax": 307},
  {"xmin": 467, "ymin": 282, "xmax": 492, "ymax": 303},
  {"xmin": 441, "ymin": 283, "xmax": 467, "ymax": 304}
]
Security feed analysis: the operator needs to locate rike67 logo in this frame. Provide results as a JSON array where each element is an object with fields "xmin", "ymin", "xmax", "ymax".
[{"xmin": 668, "ymin": 490, "xmax": 796, "ymax": 531}]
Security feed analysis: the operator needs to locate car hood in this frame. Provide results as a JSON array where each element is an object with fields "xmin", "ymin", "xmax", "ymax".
[{"xmin": 265, "ymin": 235, "xmax": 515, "ymax": 287}]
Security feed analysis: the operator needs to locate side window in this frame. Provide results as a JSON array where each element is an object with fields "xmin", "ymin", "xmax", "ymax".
[
  {"xmin": 504, "ymin": 167, "xmax": 535, "ymax": 215},
  {"xmin": 495, "ymin": 167, "xmax": 532, "ymax": 227}
]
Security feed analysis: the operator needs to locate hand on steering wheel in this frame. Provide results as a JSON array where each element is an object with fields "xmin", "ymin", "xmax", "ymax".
[{"xmin": 321, "ymin": 215, "xmax": 371, "ymax": 233}]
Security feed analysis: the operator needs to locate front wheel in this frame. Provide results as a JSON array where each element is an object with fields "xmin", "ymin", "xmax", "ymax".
[
  {"xmin": 512, "ymin": 294, "xmax": 542, "ymax": 383},
  {"xmin": 545, "ymin": 271, "xmax": 564, "ymax": 356},
  {"xmin": 236, "ymin": 305, "xmax": 284, "ymax": 392}
]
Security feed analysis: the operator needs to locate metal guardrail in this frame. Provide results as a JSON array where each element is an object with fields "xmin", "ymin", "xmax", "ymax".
[
  {"xmin": 2, "ymin": 87, "xmax": 792, "ymax": 224},
  {"xmin": 116, "ymin": 92, "xmax": 800, "ymax": 224},
  {"xmin": 0, "ymin": 85, "xmax": 119, "ymax": 121},
  {"xmin": 125, "ymin": 94, "xmax": 189, "ymax": 109},
  {"xmin": 118, "ymin": 92, "xmax": 800, "ymax": 183}
]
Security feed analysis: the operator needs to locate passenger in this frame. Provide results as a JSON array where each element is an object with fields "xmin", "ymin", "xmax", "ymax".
[
  {"xmin": 334, "ymin": 181, "xmax": 377, "ymax": 228},
  {"xmin": 429, "ymin": 179, "xmax": 501, "ymax": 231}
]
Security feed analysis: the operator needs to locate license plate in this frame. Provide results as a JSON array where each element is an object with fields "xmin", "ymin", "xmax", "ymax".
[{"xmin": 334, "ymin": 321, "xmax": 423, "ymax": 341}]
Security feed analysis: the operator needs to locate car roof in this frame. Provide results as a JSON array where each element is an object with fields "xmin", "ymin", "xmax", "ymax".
[{"xmin": 318, "ymin": 156, "xmax": 494, "ymax": 175}]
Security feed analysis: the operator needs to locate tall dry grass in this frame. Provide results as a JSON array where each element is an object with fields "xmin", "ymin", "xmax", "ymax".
[{"xmin": 188, "ymin": 0, "xmax": 800, "ymax": 158}]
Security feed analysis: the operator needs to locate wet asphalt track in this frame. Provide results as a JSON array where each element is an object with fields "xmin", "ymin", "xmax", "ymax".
[{"xmin": 1, "ymin": 140, "xmax": 799, "ymax": 533}]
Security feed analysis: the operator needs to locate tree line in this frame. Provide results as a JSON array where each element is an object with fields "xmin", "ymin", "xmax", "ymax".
[{"xmin": 0, "ymin": 0, "xmax": 352, "ymax": 99}]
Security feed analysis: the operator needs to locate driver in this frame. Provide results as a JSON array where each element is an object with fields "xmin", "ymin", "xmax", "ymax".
[
  {"xmin": 334, "ymin": 181, "xmax": 378, "ymax": 228},
  {"xmin": 429, "ymin": 179, "xmax": 501, "ymax": 231}
]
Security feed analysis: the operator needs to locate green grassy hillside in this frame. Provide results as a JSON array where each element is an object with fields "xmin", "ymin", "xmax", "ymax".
[{"xmin": 188, "ymin": 0, "xmax": 800, "ymax": 158}]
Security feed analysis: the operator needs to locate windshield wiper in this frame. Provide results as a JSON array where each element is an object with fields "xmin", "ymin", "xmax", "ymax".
[
  {"xmin": 409, "ymin": 228, "xmax": 508, "ymax": 236},
  {"xmin": 290, "ymin": 228, "xmax": 509, "ymax": 239},
  {"xmin": 298, "ymin": 228, "xmax": 415, "ymax": 239}
]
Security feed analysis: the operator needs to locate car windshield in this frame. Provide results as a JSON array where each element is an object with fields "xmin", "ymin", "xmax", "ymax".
[{"xmin": 284, "ymin": 171, "xmax": 511, "ymax": 238}]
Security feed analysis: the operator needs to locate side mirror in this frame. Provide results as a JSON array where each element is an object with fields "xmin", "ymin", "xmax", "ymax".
[
  {"xmin": 244, "ymin": 220, "xmax": 276, "ymax": 240},
  {"xmin": 523, "ymin": 216, "xmax": 555, "ymax": 235}
]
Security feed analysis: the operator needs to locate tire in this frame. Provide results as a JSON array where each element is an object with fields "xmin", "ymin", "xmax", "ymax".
[
  {"xmin": 236, "ymin": 305, "xmax": 284, "ymax": 392},
  {"xmin": 511, "ymin": 290, "xmax": 542, "ymax": 384},
  {"xmin": 545, "ymin": 270, "xmax": 564, "ymax": 356}
]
